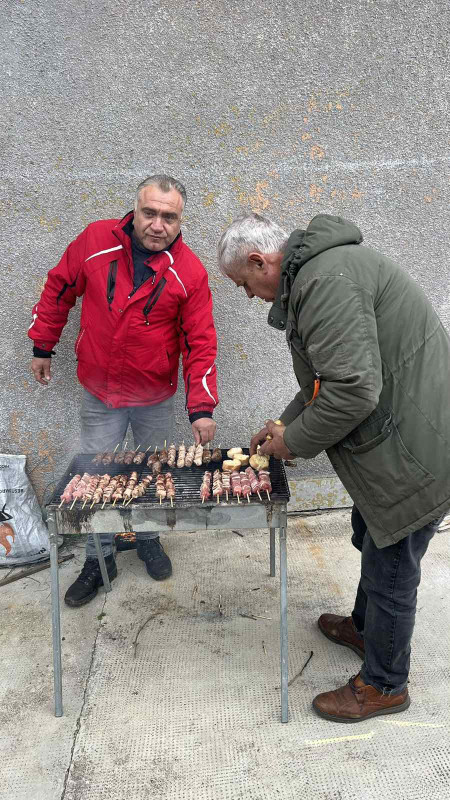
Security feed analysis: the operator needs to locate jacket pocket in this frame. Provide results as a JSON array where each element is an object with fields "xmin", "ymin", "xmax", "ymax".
[
  {"xmin": 74, "ymin": 327, "xmax": 86, "ymax": 359},
  {"xmin": 342, "ymin": 415, "xmax": 435, "ymax": 507}
]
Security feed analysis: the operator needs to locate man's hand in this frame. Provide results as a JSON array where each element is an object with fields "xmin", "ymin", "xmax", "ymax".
[
  {"xmin": 250, "ymin": 425, "xmax": 270, "ymax": 456},
  {"xmin": 191, "ymin": 417, "xmax": 217, "ymax": 445},
  {"xmin": 31, "ymin": 357, "xmax": 52, "ymax": 386},
  {"xmin": 258, "ymin": 419, "xmax": 295, "ymax": 461}
]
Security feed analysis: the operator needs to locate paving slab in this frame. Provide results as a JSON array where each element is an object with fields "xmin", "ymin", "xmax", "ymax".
[{"xmin": 1, "ymin": 512, "xmax": 449, "ymax": 799}]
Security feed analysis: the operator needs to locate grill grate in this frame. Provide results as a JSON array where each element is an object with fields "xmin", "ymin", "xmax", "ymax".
[{"xmin": 48, "ymin": 449, "xmax": 290, "ymax": 509}]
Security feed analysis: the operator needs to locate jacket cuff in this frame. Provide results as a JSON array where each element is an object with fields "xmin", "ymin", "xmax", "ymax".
[
  {"xmin": 189, "ymin": 411, "xmax": 213, "ymax": 424},
  {"xmin": 33, "ymin": 346, "xmax": 55, "ymax": 358}
]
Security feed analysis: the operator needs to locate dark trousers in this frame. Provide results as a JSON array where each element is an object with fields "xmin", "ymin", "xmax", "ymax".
[{"xmin": 350, "ymin": 506, "xmax": 443, "ymax": 694}]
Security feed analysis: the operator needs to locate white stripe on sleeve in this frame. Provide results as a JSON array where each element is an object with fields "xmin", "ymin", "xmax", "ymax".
[{"xmin": 201, "ymin": 364, "xmax": 217, "ymax": 404}]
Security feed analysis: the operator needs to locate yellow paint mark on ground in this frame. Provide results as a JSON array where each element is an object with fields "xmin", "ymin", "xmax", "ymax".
[
  {"xmin": 381, "ymin": 720, "xmax": 444, "ymax": 728},
  {"xmin": 309, "ymin": 184, "xmax": 324, "ymax": 201},
  {"xmin": 203, "ymin": 192, "xmax": 216, "ymax": 208},
  {"xmin": 39, "ymin": 215, "xmax": 61, "ymax": 232},
  {"xmin": 212, "ymin": 121, "xmax": 232, "ymax": 137},
  {"xmin": 310, "ymin": 145, "xmax": 325, "ymax": 160},
  {"xmin": 305, "ymin": 730, "xmax": 376, "ymax": 746}
]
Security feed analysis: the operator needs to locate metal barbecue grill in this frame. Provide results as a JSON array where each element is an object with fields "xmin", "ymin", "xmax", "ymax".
[{"xmin": 46, "ymin": 449, "xmax": 290, "ymax": 721}]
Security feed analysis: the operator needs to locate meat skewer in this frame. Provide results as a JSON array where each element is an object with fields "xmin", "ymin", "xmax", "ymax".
[
  {"xmin": 230, "ymin": 470, "xmax": 242, "ymax": 504},
  {"xmin": 212, "ymin": 469, "xmax": 223, "ymax": 503},
  {"xmin": 125, "ymin": 475, "xmax": 152, "ymax": 505},
  {"xmin": 59, "ymin": 474, "xmax": 82, "ymax": 506},
  {"xmin": 258, "ymin": 469, "xmax": 272, "ymax": 500},
  {"xmin": 167, "ymin": 443, "xmax": 177, "ymax": 467},
  {"xmin": 155, "ymin": 474, "xmax": 166, "ymax": 503},
  {"xmin": 185, "ymin": 443, "xmax": 195, "ymax": 467},
  {"xmin": 240, "ymin": 471, "xmax": 252, "ymax": 503},
  {"xmin": 159, "ymin": 447, "xmax": 168, "ymax": 465},
  {"xmin": 147, "ymin": 448, "xmax": 159, "ymax": 467},
  {"xmin": 82, "ymin": 474, "xmax": 101, "ymax": 508},
  {"xmin": 69, "ymin": 472, "xmax": 92, "ymax": 509},
  {"xmin": 202, "ymin": 446, "xmax": 212, "ymax": 464},
  {"xmin": 91, "ymin": 474, "xmax": 111, "ymax": 507},
  {"xmin": 200, "ymin": 471, "xmax": 212, "ymax": 503},
  {"xmin": 123, "ymin": 451, "xmax": 135, "ymax": 465},
  {"xmin": 221, "ymin": 471, "xmax": 230, "ymax": 502},
  {"xmin": 91, "ymin": 453, "xmax": 104, "ymax": 465},
  {"xmin": 165, "ymin": 472, "xmax": 175, "ymax": 506},
  {"xmin": 245, "ymin": 466, "xmax": 262, "ymax": 500},
  {"xmin": 122, "ymin": 471, "xmax": 139, "ymax": 504},
  {"xmin": 177, "ymin": 442, "xmax": 186, "ymax": 468},
  {"xmin": 152, "ymin": 459, "xmax": 162, "ymax": 476},
  {"xmin": 102, "ymin": 451, "xmax": 115, "ymax": 465},
  {"xmin": 194, "ymin": 443, "xmax": 203, "ymax": 467},
  {"xmin": 133, "ymin": 451, "xmax": 146, "ymax": 464},
  {"xmin": 211, "ymin": 446, "xmax": 222, "ymax": 463},
  {"xmin": 114, "ymin": 450, "xmax": 125, "ymax": 464}
]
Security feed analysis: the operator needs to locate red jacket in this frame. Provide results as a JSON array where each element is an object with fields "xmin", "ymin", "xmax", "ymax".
[{"xmin": 28, "ymin": 213, "xmax": 218, "ymax": 414}]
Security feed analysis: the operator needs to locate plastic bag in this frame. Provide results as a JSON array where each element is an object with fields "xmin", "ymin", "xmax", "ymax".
[{"xmin": 0, "ymin": 454, "xmax": 52, "ymax": 566}]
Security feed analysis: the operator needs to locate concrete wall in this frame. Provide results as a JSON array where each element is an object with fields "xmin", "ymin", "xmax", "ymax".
[{"xmin": 1, "ymin": 0, "xmax": 448, "ymax": 501}]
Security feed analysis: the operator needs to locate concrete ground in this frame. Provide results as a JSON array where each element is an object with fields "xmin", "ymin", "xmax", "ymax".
[{"xmin": 2, "ymin": 510, "xmax": 449, "ymax": 800}]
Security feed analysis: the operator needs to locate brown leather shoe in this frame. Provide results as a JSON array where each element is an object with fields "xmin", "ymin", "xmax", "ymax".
[
  {"xmin": 318, "ymin": 613, "xmax": 365, "ymax": 659},
  {"xmin": 312, "ymin": 673, "xmax": 410, "ymax": 723}
]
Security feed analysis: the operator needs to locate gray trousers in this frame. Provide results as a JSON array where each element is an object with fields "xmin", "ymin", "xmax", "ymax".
[{"xmin": 80, "ymin": 390, "xmax": 174, "ymax": 558}]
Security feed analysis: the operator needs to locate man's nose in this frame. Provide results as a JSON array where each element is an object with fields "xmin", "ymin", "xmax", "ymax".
[{"xmin": 150, "ymin": 215, "xmax": 164, "ymax": 231}]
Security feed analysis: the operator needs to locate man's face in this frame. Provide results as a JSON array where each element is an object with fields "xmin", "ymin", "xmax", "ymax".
[
  {"xmin": 232, "ymin": 255, "xmax": 282, "ymax": 303},
  {"xmin": 133, "ymin": 185, "xmax": 183, "ymax": 251}
]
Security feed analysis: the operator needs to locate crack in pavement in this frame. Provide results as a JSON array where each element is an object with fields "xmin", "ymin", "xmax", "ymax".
[{"xmin": 60, "ymin": 590, "xmax": 108, "ymax": 800}]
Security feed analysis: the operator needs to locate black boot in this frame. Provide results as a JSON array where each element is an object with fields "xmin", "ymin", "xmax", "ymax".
[
  {"xmin": 64, "ymin": 554, "xmax": 117, "ymax": 607},
  {"xmin": 137, "ymin": 537, "xmax": 172, "ymax": 580}
]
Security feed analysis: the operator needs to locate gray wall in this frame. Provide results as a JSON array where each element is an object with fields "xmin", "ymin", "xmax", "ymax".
[{"xmin": 1, "ymin": 0, "xmax": 448, "ymax": 501}]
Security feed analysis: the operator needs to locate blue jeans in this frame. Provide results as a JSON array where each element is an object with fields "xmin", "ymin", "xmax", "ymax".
[
  {"xmin": 80, "ymin": 390, "xmax": 174, "ymax": 559},
  {"xmin": 351, "ymin": 506, "xmax": 443, "ymax": 694}
]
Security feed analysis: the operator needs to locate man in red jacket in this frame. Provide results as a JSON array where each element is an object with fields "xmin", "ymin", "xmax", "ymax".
[{"xmin": 29, "ymin": 174, "xmax": 218, "ymax": 607}]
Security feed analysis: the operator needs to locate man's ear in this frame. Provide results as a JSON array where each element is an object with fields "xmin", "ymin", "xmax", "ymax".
[{"xmin": 248, "ymin": 252, "xmax": 266, "ymax": 270}]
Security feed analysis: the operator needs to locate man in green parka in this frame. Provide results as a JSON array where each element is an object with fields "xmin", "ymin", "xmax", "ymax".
[{"xmin": 218, "ymin": 212, "xmax": 450, "ymax": 723}]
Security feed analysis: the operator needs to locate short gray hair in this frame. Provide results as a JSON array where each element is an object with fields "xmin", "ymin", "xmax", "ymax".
[
  {"xmin": 218, "ymin": 213, "xmax": 288, "ymax": 277},
  {"xmin": 135, "ymin": 174, "xmax": 187, "ymax": 210}
]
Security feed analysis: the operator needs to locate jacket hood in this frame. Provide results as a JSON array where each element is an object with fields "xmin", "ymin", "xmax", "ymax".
[{"xmin": 268, "ymin": 214, "xmax": 363, "ymax": 331}]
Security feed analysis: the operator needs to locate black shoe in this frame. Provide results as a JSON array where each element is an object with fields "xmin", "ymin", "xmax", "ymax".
[
  {"xmin": 64, "ymin": 554, "xmax": 117, "ymax": 607},
  {"xmin": 137, "ymin": 537, "xmax": 172, "ymax": 580}
]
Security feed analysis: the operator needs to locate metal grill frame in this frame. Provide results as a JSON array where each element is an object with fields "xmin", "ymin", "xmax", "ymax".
[{"xmin": 45, "ymin": 450, "xmax": 290, "ymax": 723}]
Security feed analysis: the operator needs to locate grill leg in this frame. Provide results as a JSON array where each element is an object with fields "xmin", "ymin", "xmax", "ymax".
[
  {"xmin": 269, "ymin": 527, "xmax": 276, "ymax": 577},
  {"xmin": 279, "ymin": 525, "xmax": 289, "ymax": 723},
  {"xmin": 48, "ymin": 514, "xmax": 63, "ymax": 717},
  {"xmin": 93, "ymin": 532, "xmax": 112, "ymax": 592}
]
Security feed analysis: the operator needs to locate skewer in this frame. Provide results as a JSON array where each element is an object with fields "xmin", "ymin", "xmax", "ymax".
[
  {"xmin": 170, "ymin": 497, "xmax": 173, "ymax": 507},
  {"xmin": 266, "ymin": 490, "xmax": 270, "ymax": 500},
  {"xmin": 237, "ymin": 496, "xmax": 241, "ymax": 504},
  {"xmin": 226, "ymin": 491, "xmax": 229, "ymax": 502},
  {"xmin": 113, "ymin": 442, "xmax": 120, "ymax": 453},
  {"xmin": 164, "ymin": 440, "xmax": 167, "ymax": 448},
  {"xmin": 247, "ymin": 495, "xmax": 250, "ymax": 503},
  {"xmin": 257, "ymin": 491, "xmax": 262, "ymax": 501},
  {"xmin": 216, "ymin": 495, "xmax": 219, "ymax": 504},
  {"xmin": 82, "ymin": 499, "xmax": 88, "ymax": 509},
  {"xmin": 202, "ymin": 497, "xmax": 205, "ymax": 504},
  {"xmin": 159, "ymin": 496, "xmax": 162, "ymax": 505},
  {"xmin": 101, "ymin": 500, "xmax": 106, "ymax": 509},
  {"xmin": 58, "ymin": 499, "xmax": 65, "ymax": 509},
  {"xmin": 91, "ymin": 500, "xmax": 97, "ymax": 509},
  {"xmin": 70, "ymin": 498, "xmax": 77, "ymax": 510},
  {"xmin": 113, "ymin": 499, "xmax": 117, "ymax": 507},
  {"xmin": 133, "ymin": 443, "xmax": 141, "ymax": 453},
  {"xmin": 145, "ymin": 444, "xmax": 152, "ymax": 452}
]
